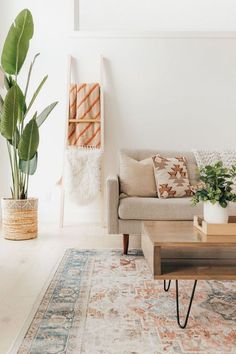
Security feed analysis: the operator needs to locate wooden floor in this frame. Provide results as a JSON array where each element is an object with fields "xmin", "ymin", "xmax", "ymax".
[{"xmin": 0, "ymin": 223, "xmax": 140, "ymax": 354}]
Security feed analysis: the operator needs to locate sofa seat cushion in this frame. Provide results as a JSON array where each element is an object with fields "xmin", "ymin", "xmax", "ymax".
[{"xmin": 118, "ymin": 197, "xmax": 202, "ymax": 221}]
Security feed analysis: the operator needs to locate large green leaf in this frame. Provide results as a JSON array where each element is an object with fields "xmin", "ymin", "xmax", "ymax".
[
  {"xmin": 36, "ymin": 101, "xmax": 58, "ymax": 127},
  {"xmin": 8, "ymin": 127, "xmax": 20, "ymax": 148},
  {"xmin": 10, "ymin": 82, "xmax": 25, "ymax": 121},
  {"xmin": 0, "ymin": 95, "xmax": 3, "ymax": 113},
  {"xmin": 4, "ymin": 74, "xmax": 13, "ymax": 90},
  {"xmin": 15, "ymin": 83, "xmax": 26, "ymax": 121},
  {"xmin": 18, "ymin": 117, "xmax": 39, "ymax": 161},
  {"xmin": 19, "ymin": 152, "xmax": 38, "ymax": 175},
  {"xmin": 0, "ymin": 68, "xmax": 4, "ymax": 88},
  {"xmin": 0, "ymin": 85, "xmax": 22, "ymax": 139},
  {"xmin": 1, "ymin": 9, "xmax": 34, "ymax": 75}
]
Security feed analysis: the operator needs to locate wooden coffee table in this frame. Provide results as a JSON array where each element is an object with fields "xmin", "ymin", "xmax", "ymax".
[{"xmin": 141, "ymin": 221, "xmax": 236, "ymax": 328}]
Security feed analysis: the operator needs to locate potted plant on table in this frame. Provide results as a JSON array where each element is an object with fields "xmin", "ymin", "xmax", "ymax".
[
  {"xmin": 192, "ymin": 161, "xmax": 236, "ymax": 224},
  {"xmin": 0, "ymin": 9, "xmax": 58, "ymax": 240}
]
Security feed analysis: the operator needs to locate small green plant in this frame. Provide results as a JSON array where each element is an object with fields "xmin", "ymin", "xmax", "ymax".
[
  {"xmin": 192, "ymin": 161, "xmax": 236, "ymax": 208},
  {"xmin": 0, "ymin": 9, "xmax": 58, "ymax": 199}
]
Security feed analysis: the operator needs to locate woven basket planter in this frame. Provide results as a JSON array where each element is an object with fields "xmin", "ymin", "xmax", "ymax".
[{"xmin": 1, "ymin": 198, "xmax": 38, "ymax": 240}]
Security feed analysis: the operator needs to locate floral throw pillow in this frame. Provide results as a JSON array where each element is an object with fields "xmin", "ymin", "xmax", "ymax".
[{"xmin": 152, "ymin": 154, "xmax": 193, "ymax": 198}]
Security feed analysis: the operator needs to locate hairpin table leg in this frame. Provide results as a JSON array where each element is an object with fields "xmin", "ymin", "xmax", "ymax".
[
  {"xmin": 175, "ymin": 280, "xmax": 198, "ymax": 329},
  {"xmin": 164, "ymin": 280, "xmax": 171, "ymax": 292}
]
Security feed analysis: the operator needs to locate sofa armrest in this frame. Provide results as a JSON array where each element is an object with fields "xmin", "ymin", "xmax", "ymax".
[{"xmin": 106, "ymin": 175, "xmax": 120, "ymax": 234}]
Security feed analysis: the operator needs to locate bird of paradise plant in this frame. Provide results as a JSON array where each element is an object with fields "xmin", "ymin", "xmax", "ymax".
[{"xmin": 0, "ymin": 9, "xmax": 58, "ymax": 199}]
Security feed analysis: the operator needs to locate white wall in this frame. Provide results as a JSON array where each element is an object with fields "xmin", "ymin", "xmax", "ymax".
[
  {"xmin": 78, "ymin": 0, "xmax": 236, "ymax": 31},
  {"xmin": 1, "ymin": 0, "xmax": 236, "ymax": 225}
]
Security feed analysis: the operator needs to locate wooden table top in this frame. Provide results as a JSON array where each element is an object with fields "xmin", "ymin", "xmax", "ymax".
[{"xmin": 143, "ymin": 221, "xmax": 236, "ymax": 247}]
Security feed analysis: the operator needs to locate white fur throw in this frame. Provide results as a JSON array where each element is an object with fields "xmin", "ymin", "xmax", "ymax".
[{"xmin": 65, "ymin": 148, "xmax": 102, "ymax": 205}]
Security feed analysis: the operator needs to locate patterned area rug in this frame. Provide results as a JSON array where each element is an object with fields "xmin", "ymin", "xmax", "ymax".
[{"xmin": 16, "ymin": 249, "xmax": 236, "ymax": 354}]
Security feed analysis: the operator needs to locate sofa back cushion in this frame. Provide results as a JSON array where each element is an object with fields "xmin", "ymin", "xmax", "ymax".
[
  {"xmin": 120, "ymin": 149, "xmax": 199, "ymax": 186},
  {"xmin": 119, "ymin": 154, "xmax": 157, "ymax": 197}
]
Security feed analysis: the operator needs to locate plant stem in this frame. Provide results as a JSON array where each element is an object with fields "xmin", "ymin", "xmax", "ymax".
[
  {"xmin": 10, "ymin": 73, "xmax": 18, "ymax": 199},
  {"xmin": 13, "ymin": 144, "xmax": 19, "ymax": 199},
  {"xmin": 24, "ymin": 53, "xmax": 40, "ymax": 98},
  {"xmin": 25, "ymin": 172, "xmax": 29, "ymax": 199}
]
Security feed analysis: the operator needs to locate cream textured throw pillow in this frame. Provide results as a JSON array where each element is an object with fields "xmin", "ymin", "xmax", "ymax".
[
  {"xmin": 119, "ymin": 154, "xmax": 157, "ymax": 197},
  {"xmin": 220, "ymin": 150, "xmax": 236, "ymax": 193},
  {"xmin": 193, "ymin": 149, "xmax": 236, "ymax": 168},
  {"xmin": 192, "ymin": 149, "xmax": 236, "ymax": 193},
  {"xmin": 220, "ymin": 150, "xmax": 236, "ymax": 168},
  {"xmin": 192, "ymin": 149, "xmax": 220, "ymax": 168},
  {"xmin": 152, "ymin": 154, "xmax": 193, "ymax": 198}
]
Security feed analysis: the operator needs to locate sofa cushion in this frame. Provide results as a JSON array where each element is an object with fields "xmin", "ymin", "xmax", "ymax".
[
  {"xmin": 118, "ymin": 197, "xmax": 202, "ymax": 221},
  {"xmin": 121, "ymin": 149, "xmax": 199, "ymax": 186},
  {"xmin": 119, "ymin": 154, "xmax": 156, "ymax": 197},
  {"xmin": 152, "ymin": 154, "xmax": 193, "ymax": 198}
]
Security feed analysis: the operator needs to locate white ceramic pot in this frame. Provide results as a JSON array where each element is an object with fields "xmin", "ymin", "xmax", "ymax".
[{"xmin": 203, "ymin": 201, "xmax": 229, "ymax": 224}]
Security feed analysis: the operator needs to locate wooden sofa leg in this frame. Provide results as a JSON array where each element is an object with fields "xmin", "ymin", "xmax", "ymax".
[{"xmin": 123, "ymin": 234, "xmax": 129, "ymax": 255}]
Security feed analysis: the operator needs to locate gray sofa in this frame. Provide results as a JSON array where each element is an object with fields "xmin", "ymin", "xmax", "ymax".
[{"xmin": 107, "ymin": 149, "xmax": 203, "ymax": 254}]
